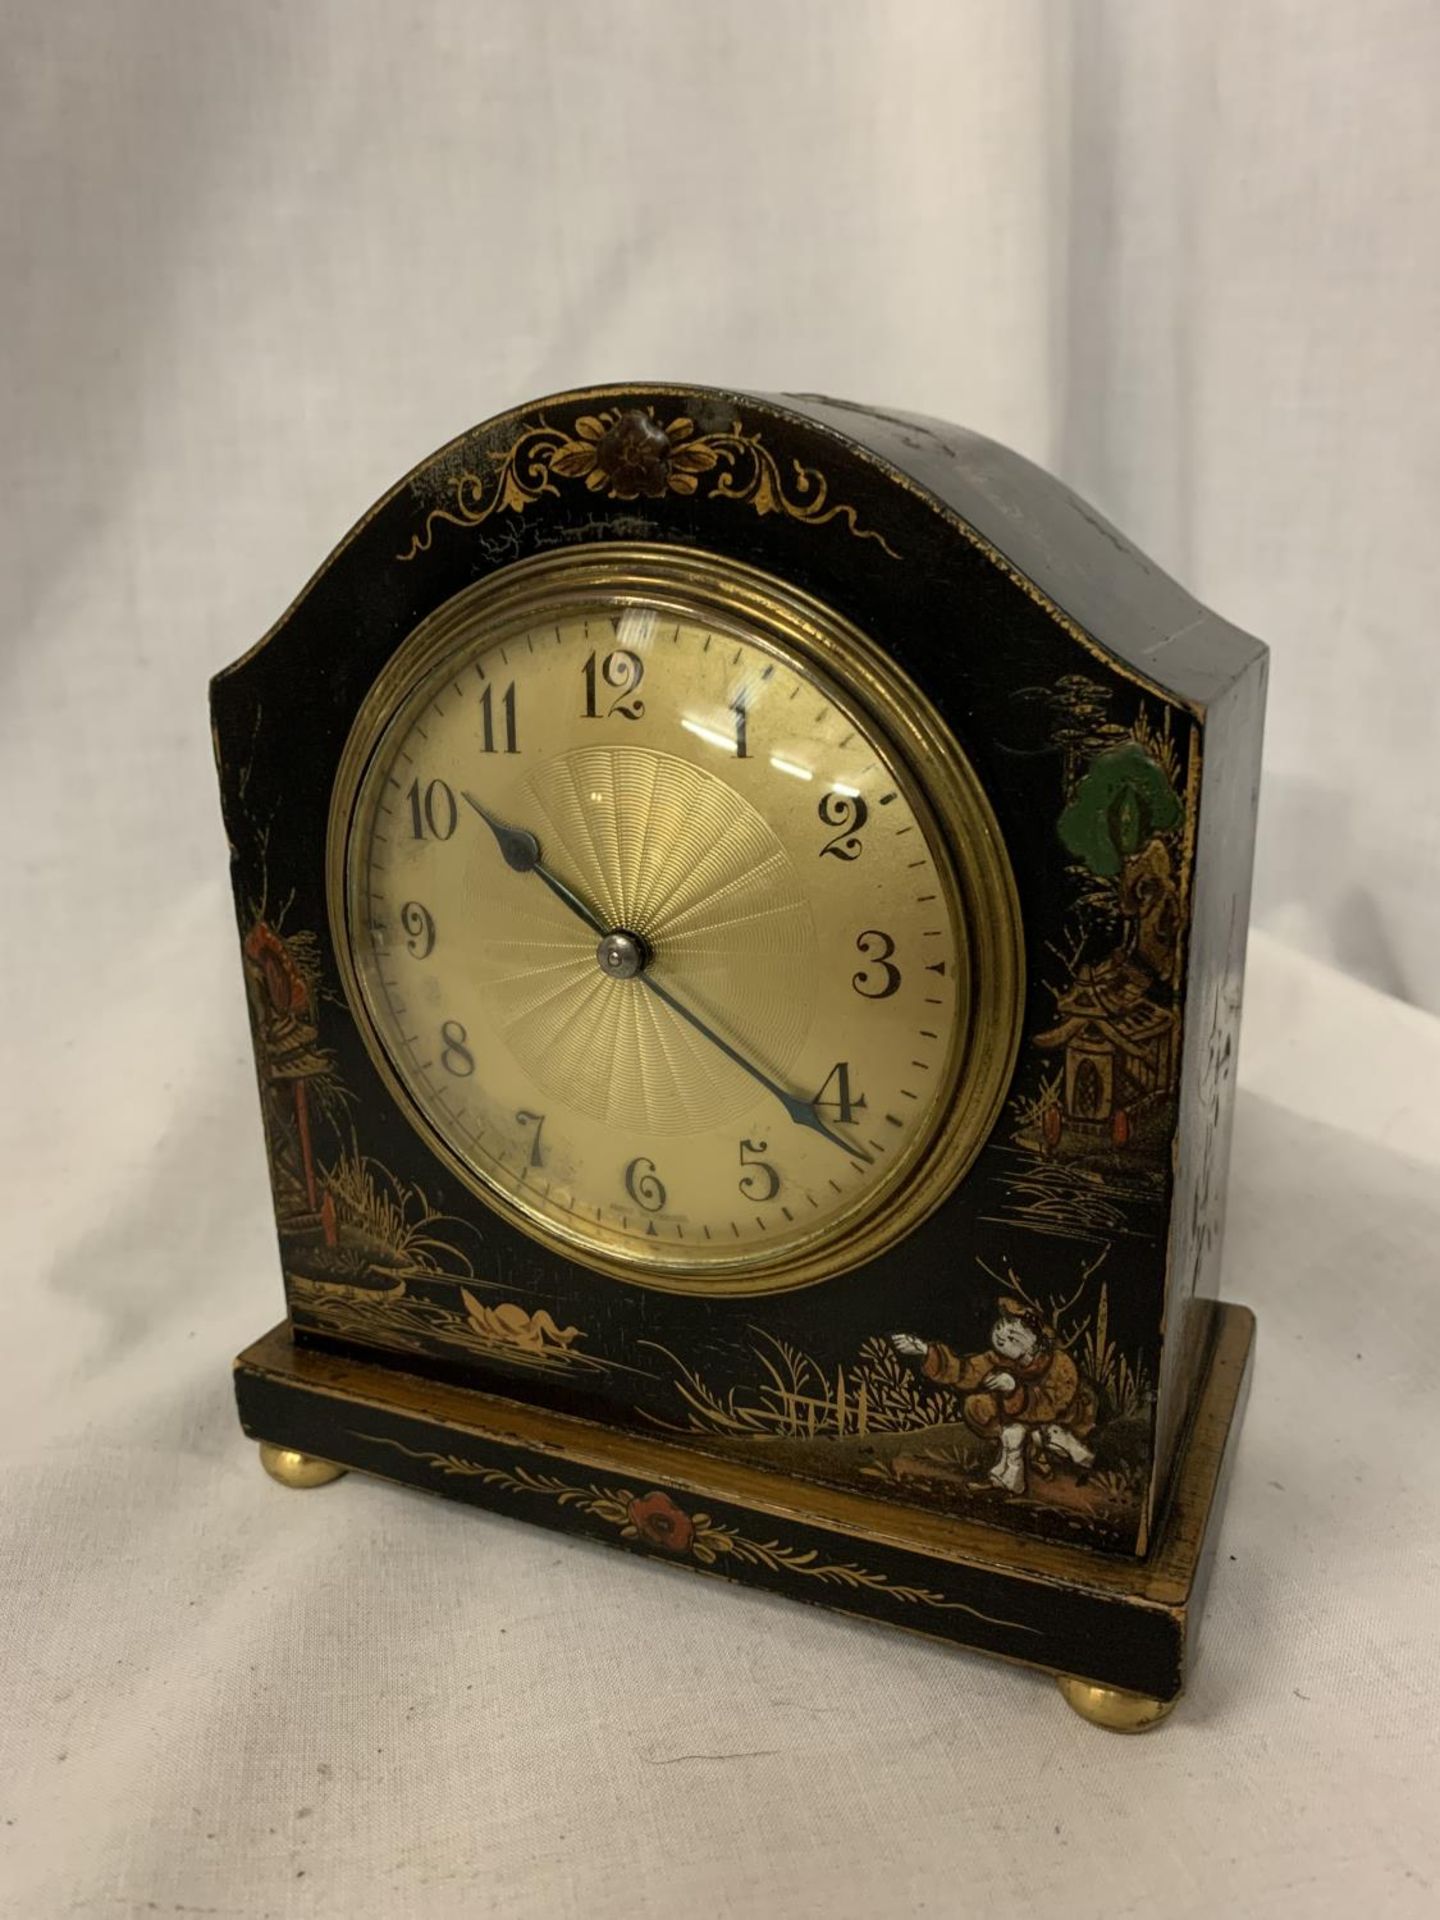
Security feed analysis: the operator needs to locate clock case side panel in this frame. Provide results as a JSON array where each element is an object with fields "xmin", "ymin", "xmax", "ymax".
[
  {"xmin": 1152, "ymin": 642, "xmax": 1268, "ymax": 1505},
  {"xmin": 775, "ymin": 391, "xmax": 1269, "ymax": 1548},
  {"xmin": 209, "ymin": 381, "xmax": 1213, "ymax": 1566}
]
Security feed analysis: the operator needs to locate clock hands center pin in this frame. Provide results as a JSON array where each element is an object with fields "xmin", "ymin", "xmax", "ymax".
[{"xmin": 461, "ymin": 790, "xmax": 869, "ymax": 1162}]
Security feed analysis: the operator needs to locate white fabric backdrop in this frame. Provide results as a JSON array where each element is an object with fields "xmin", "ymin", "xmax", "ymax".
[{"xmin": 2, "ymin": 4, "xmax": 1437, "ymax": 1916}]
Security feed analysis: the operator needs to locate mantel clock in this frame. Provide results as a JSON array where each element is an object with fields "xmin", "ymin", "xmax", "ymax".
[{"xmin": 214, "ymin": 385, "xmax": 1266, "ymax": 1730}]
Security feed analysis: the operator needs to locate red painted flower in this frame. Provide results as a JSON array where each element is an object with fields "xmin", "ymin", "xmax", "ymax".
[{"xmin": 627, "ymin": 1489, "xmax": 695, "ymax": 1554}]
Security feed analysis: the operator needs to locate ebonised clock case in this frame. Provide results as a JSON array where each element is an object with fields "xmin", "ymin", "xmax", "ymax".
[{"xmin": 214, "ymin": 383, "xmax": 1266, "ymax": 1729}]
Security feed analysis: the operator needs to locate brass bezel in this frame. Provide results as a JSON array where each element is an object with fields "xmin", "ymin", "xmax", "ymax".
[{"xmin": 327, "ymin": 544, "xmax": 1024, "ymax": 1293}]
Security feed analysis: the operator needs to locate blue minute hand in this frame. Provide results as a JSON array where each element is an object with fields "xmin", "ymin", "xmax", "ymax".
[
  {"xmin": 636, "ymin": 969, "xmax": 867, "ymax": 1160},
  {"xmin": 461, "ymin": 791, "xmax": 869, "ymax": 1163}
]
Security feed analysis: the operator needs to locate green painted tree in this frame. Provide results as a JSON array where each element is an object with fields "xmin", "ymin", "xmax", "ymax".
[{"xmin": 1058, "ymin": 743, "xmax": 1182, "ymax": 878}]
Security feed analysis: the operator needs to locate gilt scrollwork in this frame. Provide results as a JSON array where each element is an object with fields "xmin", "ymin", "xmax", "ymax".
[
  {"xmin": 400, "ymin": 408, "xmax": 901, "ymax": 560},
  {"xmin": 359, "ymin": 1438, "xmax": 1035, "ymax": 1628}
]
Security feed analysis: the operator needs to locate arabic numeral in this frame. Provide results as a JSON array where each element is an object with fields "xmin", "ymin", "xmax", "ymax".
[
  {"xmin": 737, "ymin": 1139, "xmax": 780, "ymax": 1203},
  {"xmin": 818, "ymin": 790, "xmax": 868, "ymax": 859},
  {"xmin": 479, "ymin": 680, "xmax": 518, "ymax": 753},
  {"xmin": 406, "ymin": 778, "xmax": 457, "ymax": 840},
  {"xmin": 812, "ymin": 1060, "xmax": 866, "ymax": 1125},
  {"xmin": 516, "ymin": 1108, "xmax": 546, "ymax": 1168},
  {"xmin": 624, "ymin": 1155, "xmax": 666, "ymax": 1212},
  {"xmin": 730, "ymin": 687, "xmax": 750, "ymax": 758},
  {"xmin": 582, "ymin": 648, "xmax": 645, "ymax": 720},
  {"xmin": 400, "ymin": 901, "xmax": 436, "ymax": 958},
  {"xmin": 852, "ymin": 928, "xmax": 901, "ymax": 999},
  {"xmin": 439, "ymin": 1019, "xmax": 474, "ymax": 1077}
]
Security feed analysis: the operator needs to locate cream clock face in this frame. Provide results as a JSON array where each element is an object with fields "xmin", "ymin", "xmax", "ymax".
[{"xmin": 333, "ymin": 549, "xmax": 1022, "ymax": 1292}]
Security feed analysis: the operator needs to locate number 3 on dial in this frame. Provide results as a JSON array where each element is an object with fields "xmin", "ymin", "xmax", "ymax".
[{"xmin": 853, "ymin": 929, "xmax": 901, "ymax": 999}]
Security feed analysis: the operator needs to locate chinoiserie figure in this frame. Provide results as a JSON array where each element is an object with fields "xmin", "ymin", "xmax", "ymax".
[{"xmin": 890, "ymin": 1298, "xmax": 1098, "ymax": 1495}]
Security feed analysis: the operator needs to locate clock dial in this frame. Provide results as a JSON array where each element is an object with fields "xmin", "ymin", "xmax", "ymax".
[{"xmin": 333, "ymin": 549, "xmax": 1021, "ymax": 1291}]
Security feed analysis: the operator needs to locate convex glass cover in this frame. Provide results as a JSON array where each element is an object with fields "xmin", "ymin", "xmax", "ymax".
[{"xmin": 331, "ymin": 547, "xmax": 1022, "ymax": 1291}]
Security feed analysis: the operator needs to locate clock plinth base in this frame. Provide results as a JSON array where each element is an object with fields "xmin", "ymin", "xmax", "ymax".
[
  {"xmin": 258, "ymin": 1442, "xmax": 347, "ymax": 1490},
  {"xmin": 1056, "ymin": 1675, "xmax": 1178, "ymax": 1733},
  {"xmin": 234, "ymin": 1300, "xmax": 1253, "ymax": 1722}
]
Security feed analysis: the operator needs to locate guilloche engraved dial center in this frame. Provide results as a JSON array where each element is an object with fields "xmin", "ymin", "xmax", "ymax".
[{"xmin": 596, "ymin": 929, "xmax": 649, "ymax": 979}]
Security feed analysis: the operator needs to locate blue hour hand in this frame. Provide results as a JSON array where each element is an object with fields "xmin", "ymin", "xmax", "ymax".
[{"xmin": 462, "ymin": 791, "xmax": 608, "ymax": 936}]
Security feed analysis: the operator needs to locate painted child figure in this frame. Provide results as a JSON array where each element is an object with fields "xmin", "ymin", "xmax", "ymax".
[{"xmin": 890, "ymin": 1298, "xmax": 1098, "ymax": 1495}]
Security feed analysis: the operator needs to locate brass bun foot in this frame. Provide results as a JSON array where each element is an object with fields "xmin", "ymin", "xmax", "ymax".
[
  {"xmin": 1057, "ymin": 1675, "xmax": 1178, "ymax": 1733},
  {"xmin": 259, "ymin": 1442, "xmax": 347, "ymax": 1490}
]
